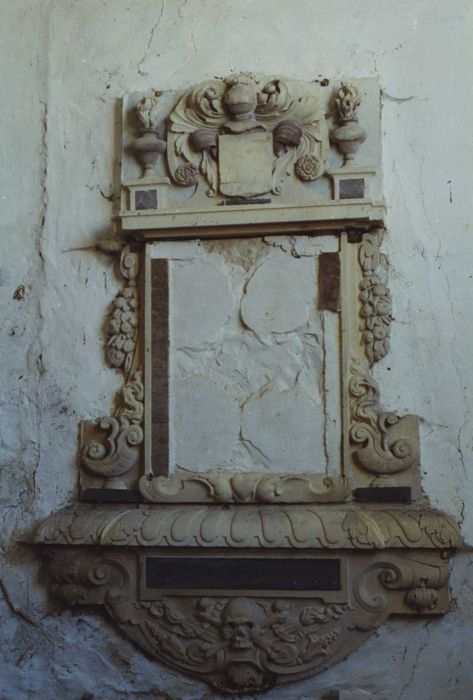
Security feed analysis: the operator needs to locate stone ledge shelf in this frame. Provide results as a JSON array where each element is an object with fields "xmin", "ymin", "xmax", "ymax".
[
  {"xmin": 34, "ymin": 504, "xmax": 461, "ymax": 550},
  {"xmin": 119, "ymin": 199, "xmax": 385, "ymax": 239}
]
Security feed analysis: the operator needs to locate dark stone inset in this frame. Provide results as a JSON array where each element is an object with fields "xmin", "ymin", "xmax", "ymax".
[
  {"xmin": 135, "ymin": 189, "xmax": 158, "ymax": 210},
  {"xmin": 318, "ymin": 252, "xmax": 340, "ymax": 312},
  {"xmin": 145, "ymin": 557, "xmax": 341, "ymax": 591},
  {"xmin": 354, "ymin": 487, "xmax": 412, "ymax": 503},
  {"xmin": 151, "ymin": 259, "xmax": 169, "ymax": 476},
  {"xmin": 222, "ymin": 198, "xmax": 271, "ymax": 206},
  {"xmin": 339, "ymin": 178, "xmax": 365, "ymax": 200},
  {"xmin": 82, "ymin": 488, "xmax": 143, "ymax": 503}
]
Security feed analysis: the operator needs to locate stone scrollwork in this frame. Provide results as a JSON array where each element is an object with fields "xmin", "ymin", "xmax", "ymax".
[
  {"xmin": 167, "ymin": 72, "xmax": 329, "ymax": 197},
  {"xmin": 359, "ymin": 231, "xmax": 392, "ymax": 366},
  {"xmin": 349, "ymin": 360, "xmax": 419, "ymax": 475},
  {"xmin": 43, "ymin": 544, "xmax": 453, "ymax": 694},
  {"xmin": 81, "ymin": 245, "xmax": 143, "ymax": 486},
  {"xmin": 139, "ymin": 473, "xmax": 350, "ymax": 504},
  {"xmin": 81, "ymin": 371, "xmax": 144, "ymax": 482}
]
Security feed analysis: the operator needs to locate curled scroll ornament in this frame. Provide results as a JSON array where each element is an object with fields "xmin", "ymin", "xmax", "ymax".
[{"xmin": 349, "ymin": 360, "xmax": 419, "ymax": 474}]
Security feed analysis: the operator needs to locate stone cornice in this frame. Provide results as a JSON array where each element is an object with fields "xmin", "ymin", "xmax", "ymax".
[{"xmin": 34, "ymin": 504, "xmax": 461, "ymax": 550}]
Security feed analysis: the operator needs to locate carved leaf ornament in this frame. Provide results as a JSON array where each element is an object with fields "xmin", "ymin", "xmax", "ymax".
[
  {"xmin": 349, "ymin": 360, "xmax": 419, "ymax": 475},
  {"xmin": 167, "ymin": 73, "xmax": 328, "ymax": 196}
]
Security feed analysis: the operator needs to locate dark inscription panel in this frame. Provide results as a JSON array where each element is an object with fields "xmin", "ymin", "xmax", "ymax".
[
  {"xmin": 318, "ymin": 252, "xmax": 340, "ymax": 312},
  {"xmin": 354, "ymin": 486, "xmax": 411, "ymax": 503},
  {"xmin": 145, "ymin": 557, "xmax": 341, "ymax": 591},
  {"xmin": 151, "ymin": 259, "xmax": 169, "ymax": 475}
]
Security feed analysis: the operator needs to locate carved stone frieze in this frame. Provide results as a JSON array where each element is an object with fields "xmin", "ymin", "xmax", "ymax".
[
  {"xmin": 358, "ymin": 231, "xmax": 392, "ymax": 365},
  {"xmin": 167, "ymin": 72, "xmax": 329, "ymax": 198},
  {"xmin": 139, "ymin": 473, "xmax": 350, "ymax": 504},
  {"xmin": 35, "ymin": 505, "xmax": 461, "ymax": 550},
  {"xmin": 349, "ymin": 360, "xmax": 419, "ymax": 475},
  {"xmin": 42, "ymin": 544, "xmax": 453, "ymax": 694}
]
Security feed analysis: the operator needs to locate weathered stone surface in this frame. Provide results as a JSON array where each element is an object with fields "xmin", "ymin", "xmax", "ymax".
[
  {"xmin": 241, "ymin": 386, "xmax": 324, "ymax": 470},
  {"xmin": 173, "ymin": 376, "xmax": 240, "ymax": 470},
  {"xmin": 241, "ymin": 252, "xmax": 315, "ymax": 336},
  {"xmin": 172, "ymin": 259, "xmax": 234, "ymax": 348}
]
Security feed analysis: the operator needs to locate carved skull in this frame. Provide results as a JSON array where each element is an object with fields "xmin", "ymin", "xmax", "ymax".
[{"xmin": 221, "ymin": 598, "xmax": 260, "ymax": 650}]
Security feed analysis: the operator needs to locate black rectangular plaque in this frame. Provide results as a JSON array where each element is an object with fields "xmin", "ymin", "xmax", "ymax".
[
  {"xmin": 82, "ymin": 488, "xmax": 142, "ymax": 503},
  {"xmin": 145, "ymin": 557, "xmax": 341, "ymax": 591},
  {"xmin": 339, "ymin": 178, "xmax": 365, "ymax": 200},
  {"xmin": 222, "ymin": 198, "xmax": 271, "ymax": 206},
  {"xmin": 354, "ymin": 486, "xmax": 411, "ymax": 503}
]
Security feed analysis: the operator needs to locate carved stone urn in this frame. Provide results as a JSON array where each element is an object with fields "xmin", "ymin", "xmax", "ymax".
[
  {"xmin": 330, "ymin": 83, "xmax": 367, "ymax": 164},
  {"xmin": 131, "ymin": 129, "xmax": 166, "ymax": 177},
  {"xmin": 131, "ymin": 95, "xmax": 166, "ymax": 177}
]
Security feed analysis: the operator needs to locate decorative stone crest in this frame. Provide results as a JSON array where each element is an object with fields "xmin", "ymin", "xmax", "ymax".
[{"xmin": 166, "ymin": 72, "xmax": 329, "ymax": 197}]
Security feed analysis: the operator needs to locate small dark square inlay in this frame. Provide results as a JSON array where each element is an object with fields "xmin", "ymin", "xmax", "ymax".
[
  {"xmin": 339, "ymin": 178, "xmax": 365, "ymax": 199},
  {"xmin": 135, "ymin": 189, "xmax": 158, "ymax": 210}
]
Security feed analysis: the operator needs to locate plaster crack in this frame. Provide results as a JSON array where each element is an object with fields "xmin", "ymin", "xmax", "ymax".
[
  {"xmin": 398, "ymin": 620, "xmax": 431, "ymax": 699},
  {"xmin": 0, "ymin": 579, "xmax": 38, "ymax": 628},
  {"xmin": 137, "ymin": 0, "xmax": 165, "ymax": 77},
  {"xmin": 382, "ymin": 90, "xmax": 427, "ymax": 104},
  {"xmin": 419, "ymin": 158, "xmax": 469, "ymax": 480}
]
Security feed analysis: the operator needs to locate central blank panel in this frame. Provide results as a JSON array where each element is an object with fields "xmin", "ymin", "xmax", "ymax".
[{"xmin": 149, "ymin": 236, "xmax": 341, "ymax": 476}]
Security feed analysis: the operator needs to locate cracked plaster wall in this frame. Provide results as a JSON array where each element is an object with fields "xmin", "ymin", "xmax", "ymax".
[{"xmin": 0, "ymin": 1, "xmax": 473, "ymax": 699}]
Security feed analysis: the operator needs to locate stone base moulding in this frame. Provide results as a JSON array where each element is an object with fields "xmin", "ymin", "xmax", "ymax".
[{"xmin": 35, "ymin": 503, "xmax": 460, "ymax": 695}]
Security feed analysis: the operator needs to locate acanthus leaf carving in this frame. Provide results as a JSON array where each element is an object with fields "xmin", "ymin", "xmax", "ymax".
[
  {"xmin": 359, "ymin": 231, "xmax": 392, "ymax": 366},
  {"xmin": 139, "ymin": 473, "xmax": 350, "ymax": 504},
  {"xmin": 349, "ymin": 359, "xmax": 419, "ymax": 475},
  {"xmin": 35, "ymin": 504, "xmax": 461, "ymax": 551}
]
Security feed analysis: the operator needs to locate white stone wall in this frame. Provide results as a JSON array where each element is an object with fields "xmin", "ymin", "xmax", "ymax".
[{"xmin": 1, "ymin": 1, "xmax": 472, "ymax": 698}]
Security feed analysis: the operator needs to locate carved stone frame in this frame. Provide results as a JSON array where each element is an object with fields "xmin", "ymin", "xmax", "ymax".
[{"xmin": 33, "ymin": 74, "xmax": 460, "ymax": 696}]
